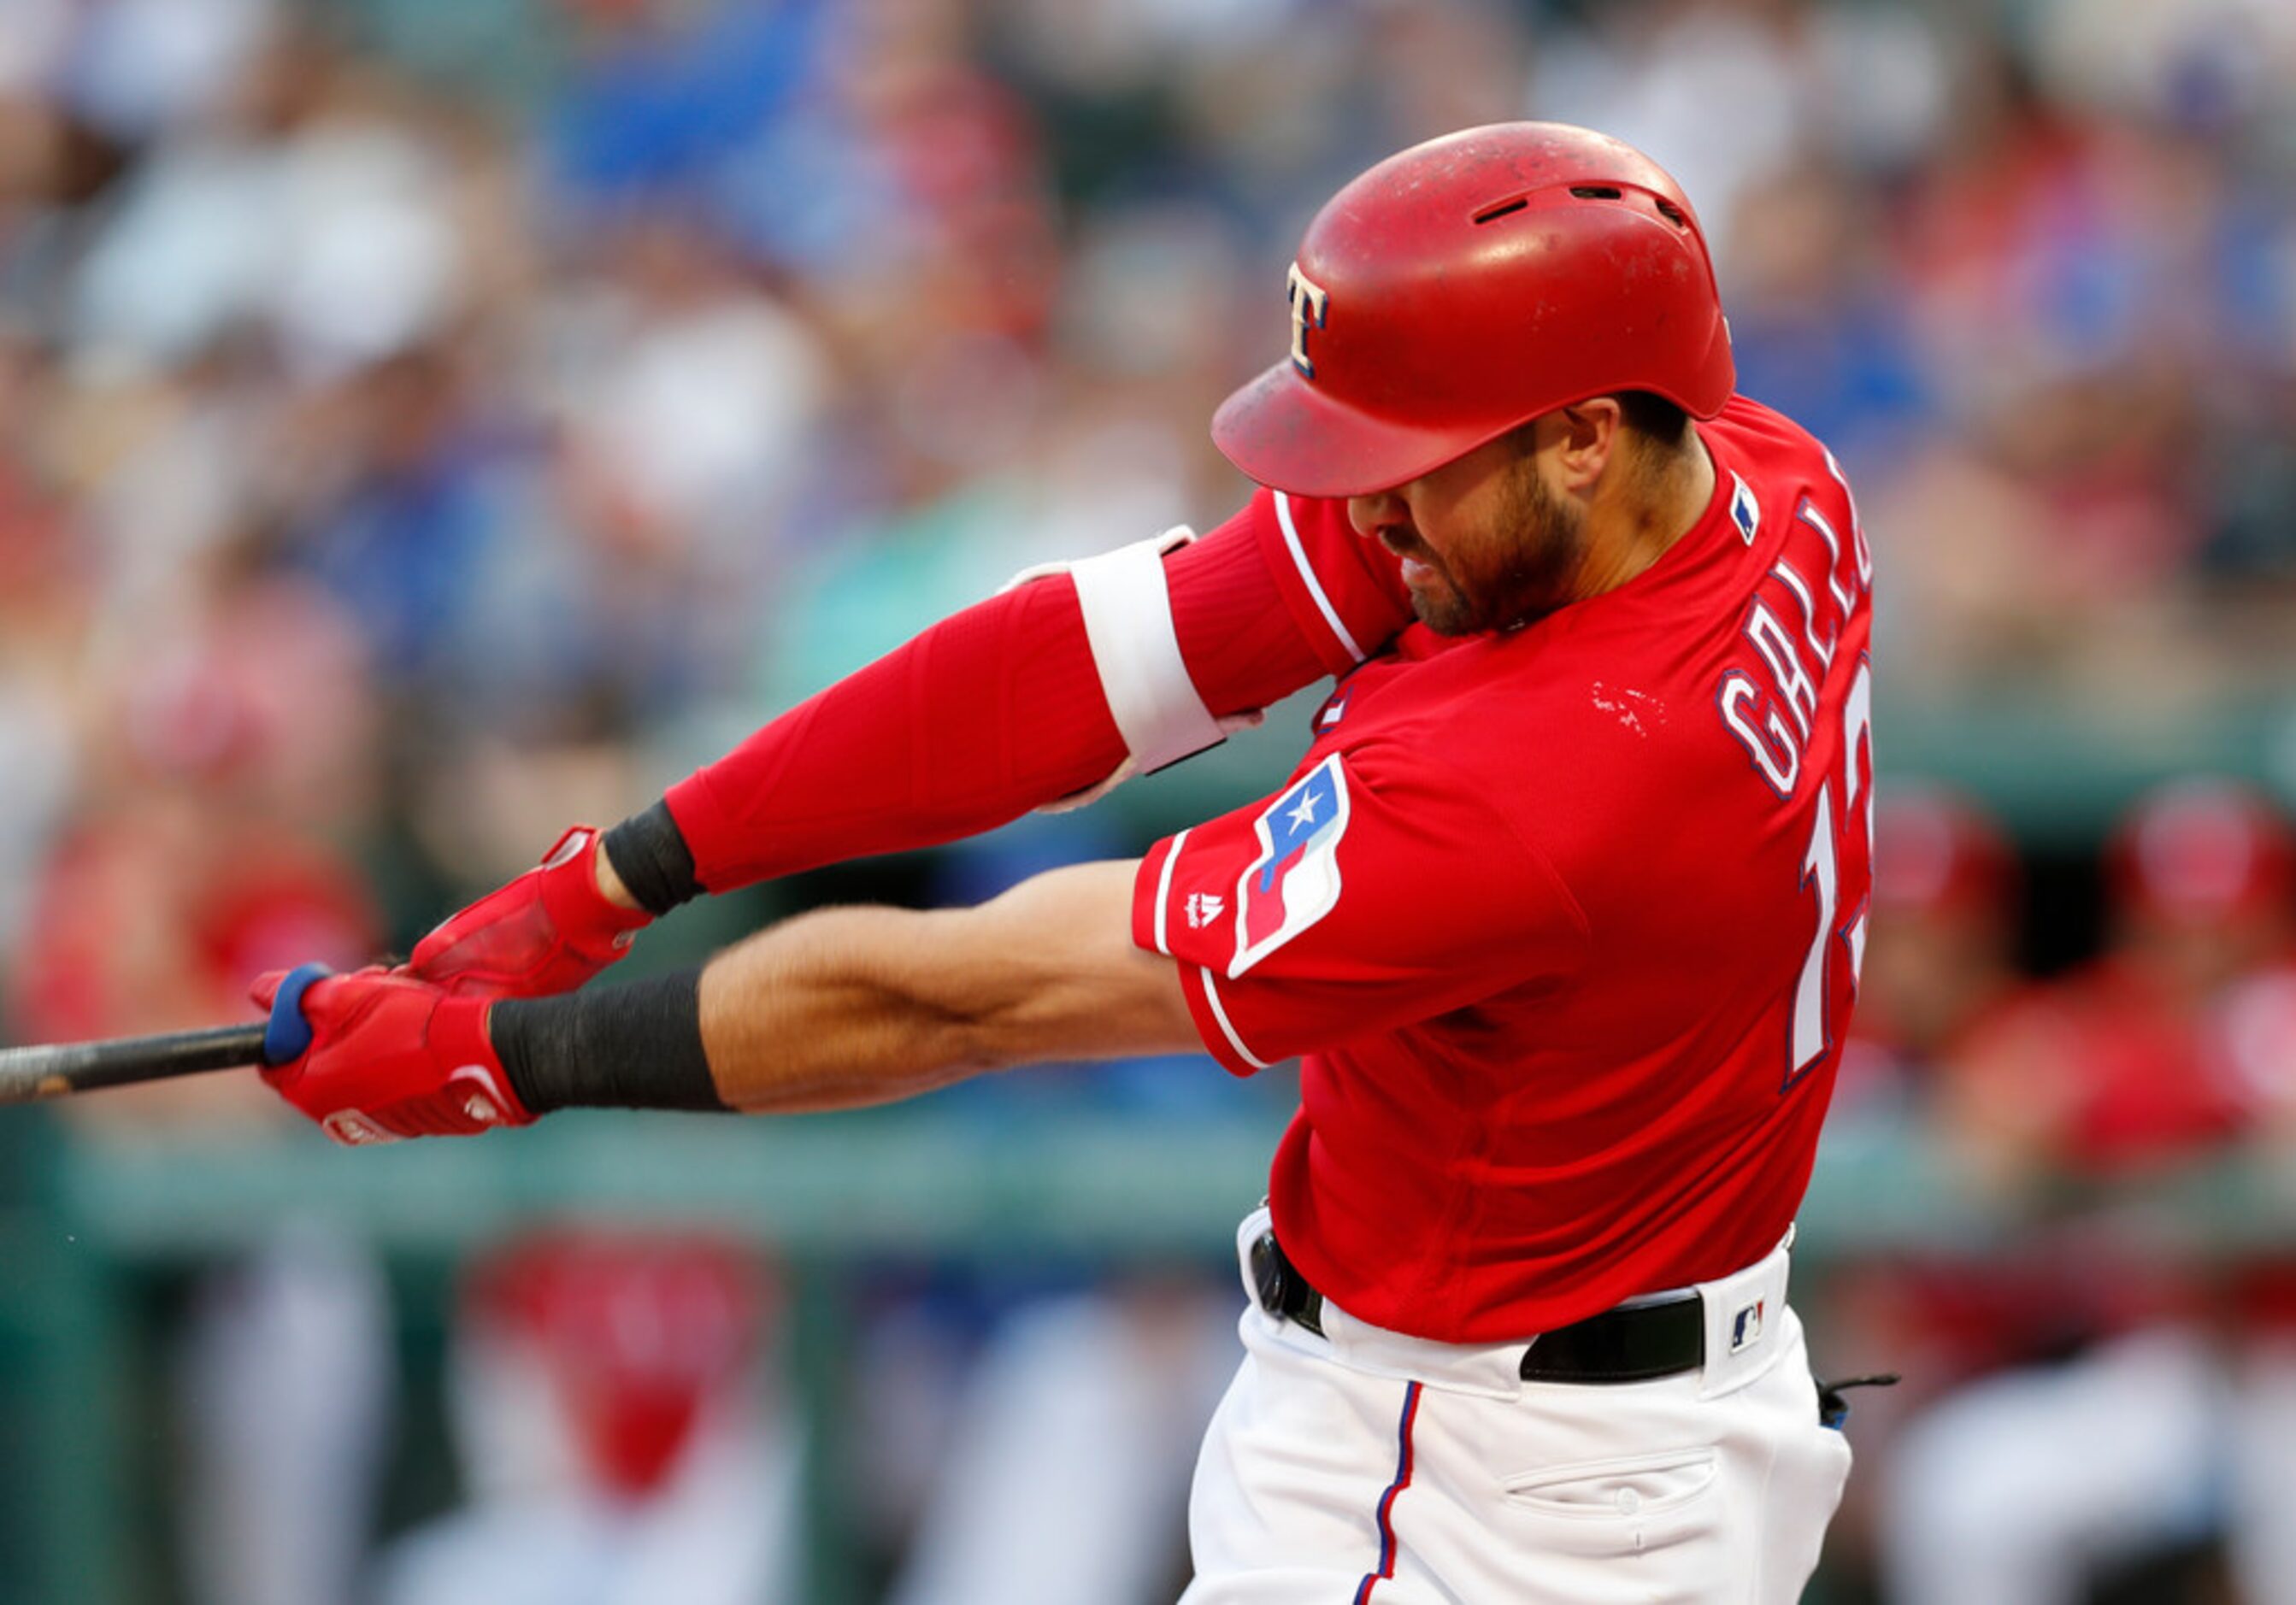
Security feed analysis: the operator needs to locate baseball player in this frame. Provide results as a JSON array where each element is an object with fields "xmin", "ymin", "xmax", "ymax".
[{"xmin": 254, "ymin": 123, "xmax": 1873, "ymax": 1602}]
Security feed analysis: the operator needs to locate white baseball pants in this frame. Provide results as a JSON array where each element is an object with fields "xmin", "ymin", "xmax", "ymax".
[{"xmin": 1181, "ymin": 1211, "xmax": 1852, "ymax": 1603}]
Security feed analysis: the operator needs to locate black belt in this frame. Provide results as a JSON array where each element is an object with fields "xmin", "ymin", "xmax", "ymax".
[{"xmin": 1250, "ymin": 1230, "xmax": 1706, "ymax": 1385}]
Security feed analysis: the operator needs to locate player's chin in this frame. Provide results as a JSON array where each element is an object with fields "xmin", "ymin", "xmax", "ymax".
[{"xmin": 1409, "ymin": 579, "xmax": 1484, "ymax": 637}]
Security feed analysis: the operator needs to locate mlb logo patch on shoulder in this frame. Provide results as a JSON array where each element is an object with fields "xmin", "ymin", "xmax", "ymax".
[{"xmin": 1231, "ymin": 754, "xmax": 1351, "ymax": 977}]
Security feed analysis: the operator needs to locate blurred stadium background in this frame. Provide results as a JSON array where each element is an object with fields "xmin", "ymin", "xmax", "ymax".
[{"xmin": 3, "ymin": 0, "xmax": 2296, "ymax": 1601}]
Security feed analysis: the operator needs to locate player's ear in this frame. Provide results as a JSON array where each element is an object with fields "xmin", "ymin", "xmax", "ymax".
[{"xmin": 1549, "ymin": 399, "xmax": 1622, "ymax": 492}]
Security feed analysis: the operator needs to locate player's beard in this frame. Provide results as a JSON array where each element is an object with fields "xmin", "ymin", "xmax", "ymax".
[{"xmin": 1406, "ymin": 459, "xmax": 1587, "ymax": 637}]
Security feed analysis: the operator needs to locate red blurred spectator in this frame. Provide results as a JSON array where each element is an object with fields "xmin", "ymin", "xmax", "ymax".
[
  {"xmin": 1851, "ymin": 780, "xmax": 2022, "ymax": 1072},
  {"xmin": 461, "ymin": 1232, "xmax": 771, "ymax": 1502},
  {"xmin": 1940, "ymin": 779, "xmax": 2289, "ymax": 1191},
  {"xmin": 371, "ymin": 1230, "xmax": 803, "ymax": 1605},
  {"xmin": 9, "ymin": 797, "xmax": 381, "ymax": 1122}
]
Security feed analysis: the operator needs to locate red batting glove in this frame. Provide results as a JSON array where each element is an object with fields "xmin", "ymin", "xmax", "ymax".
[
  {"xmin": 406, "ymin": 826, "xmax": 651, "ymax": 998},
  {"xmin": 252, "ymin": 967, "xmax": 532, "ymax": 1144}
]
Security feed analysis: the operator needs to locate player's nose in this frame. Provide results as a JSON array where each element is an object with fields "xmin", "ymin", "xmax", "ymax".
[{"xmin": 1347, "ymin": 488, "xmax": 1406, "ymax": 540}]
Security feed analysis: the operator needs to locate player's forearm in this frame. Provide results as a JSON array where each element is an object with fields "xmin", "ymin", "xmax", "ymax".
[
  {"xmin": 491, "ymin": 861, "xmax": 1193, "ymax": 1118},
  {"xmin": 698, "ymin": 863, "xmax": 1191, "ymax": 1110},
  {"xmin": 485, "ymin": 926, "xmax": 976, "ymax": 1120},
  {"xmin": 692, "ymin": 906, "xmax": 1026, "ymax": 1114}
]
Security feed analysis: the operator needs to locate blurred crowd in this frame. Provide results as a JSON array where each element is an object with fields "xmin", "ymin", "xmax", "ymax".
[
  {"xmin": 1819, "ymin": 776, "xmax": 2296, "ymax": 1602},
  {"xmin": 2, "ymin": 0, "xmax": 2296, "ymax": 1601},
  {"xmin": 1, "ymin": 0, "xmax": 2293, "ymax": 1032}
]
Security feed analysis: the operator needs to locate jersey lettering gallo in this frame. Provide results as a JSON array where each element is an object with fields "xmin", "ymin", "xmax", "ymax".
[
  {"xmin": 1716, "ymin": 451, "xmax": 1875, "ymax": 800},
  {"xmin": 1711, "ymin": 448, "xmax": 1877, "ymax": 1093}
]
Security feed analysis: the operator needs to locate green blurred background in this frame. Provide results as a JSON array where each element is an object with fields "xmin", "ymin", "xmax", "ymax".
[{"xmin": 4, "ymin": 0, "xmax": 2296, "ymax": 1601}]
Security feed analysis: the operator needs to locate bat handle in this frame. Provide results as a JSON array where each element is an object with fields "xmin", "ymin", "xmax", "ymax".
[{"xmin": 0, "ymin": 1024, "xmax": 273, "ymax": 1105}]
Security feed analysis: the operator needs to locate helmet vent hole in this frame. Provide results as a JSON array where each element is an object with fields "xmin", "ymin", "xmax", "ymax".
[
  {"xmin": 1473, "ymin": 197, "xmax": 1529, "ymax": 225},
  {"xmin": 1569, "ymin": 185, "xmax": 1623, "ymax": 201},
  {"xmin": 1653, "ymin": 198, "xmax": 1689, "ymax": 228}
]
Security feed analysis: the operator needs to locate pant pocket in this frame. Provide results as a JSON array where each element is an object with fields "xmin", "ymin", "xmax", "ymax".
[
  {"xmin": 1506, "ymin": 1447, "xmax": 1720, "ymax": 1517},
  {"xmin": 1500, "ymin": 1445, "xmax": 1725, "ymax": 1572}
]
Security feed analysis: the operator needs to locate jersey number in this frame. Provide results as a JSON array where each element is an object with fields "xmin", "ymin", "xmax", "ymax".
[{"xmin": 1786, "ymin": 660, "xmax": 1872, "ymax": 1091}]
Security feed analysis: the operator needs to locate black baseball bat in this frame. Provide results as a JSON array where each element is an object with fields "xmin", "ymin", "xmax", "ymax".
[{"xmin": 0, "ymin": 1024, "xmax": 271, "ymax": 1106}]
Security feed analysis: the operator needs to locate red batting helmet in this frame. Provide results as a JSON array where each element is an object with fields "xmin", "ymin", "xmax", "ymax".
[
  {"xmin": 2109, "ymin": 778, "xmax": 2294, "ymax": 927},
  {"xmin": 1213, "ymin": 122, "xmax": 1734, "ymax": 499}
]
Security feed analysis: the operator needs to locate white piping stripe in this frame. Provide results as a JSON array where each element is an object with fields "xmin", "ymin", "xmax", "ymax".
[
  {"xmin": 1151, "ymin": 829, "xmax": 1188, "ymax": 956},
  {"xmin": 1274, "ymin": 492, "xmax": 1365, "ymax": 664},
  {"xmin": 1198, "ymin": 967, "xmax": 1271, "ymax": 1069}
]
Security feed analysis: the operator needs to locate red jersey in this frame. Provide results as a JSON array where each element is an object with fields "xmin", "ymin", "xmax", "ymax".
[{"xmin": 1133, "ymin": 397, "xmax": 1877, "ymax": 1343}]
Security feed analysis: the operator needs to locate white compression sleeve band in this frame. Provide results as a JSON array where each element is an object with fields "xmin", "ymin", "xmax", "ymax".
[{"xmin": 1068, "ymin": 527, "xmax": 1227, "ymax": 774}]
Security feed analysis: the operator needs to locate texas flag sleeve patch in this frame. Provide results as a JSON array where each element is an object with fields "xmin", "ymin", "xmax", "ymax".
[{"xmin": 1230, "ymin": 754, "xmax": 1351, "ymax": 977}]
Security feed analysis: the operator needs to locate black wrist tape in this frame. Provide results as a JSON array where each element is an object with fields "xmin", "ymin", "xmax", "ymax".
[
  {"xmin": 492, "ymin": 969, "xmax": 727, "ymax": 1114},
  {"xmin": 602, "ymin": 801, "xmax": 703, "ymax": 916}
]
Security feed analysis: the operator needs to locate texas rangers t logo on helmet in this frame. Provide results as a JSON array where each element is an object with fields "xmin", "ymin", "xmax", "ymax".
[
  {"xmin": 1286, "ymin": 263, "xmax": 1329, "ymax": 379},
  {"xmin": 1232, "ymin": 754, "xmax": 1351, "ymax": 975}
]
